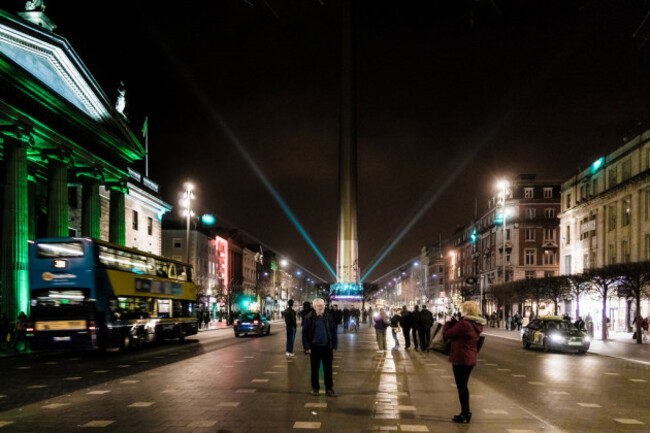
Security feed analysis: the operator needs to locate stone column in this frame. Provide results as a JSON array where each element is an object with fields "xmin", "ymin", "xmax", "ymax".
[
  {"xmin": 1, "ymin": 136, "xmax": 30, "ymax": 319},
  {"xmin": 109, "ymin": 183, "xmax": 126, "ymax": 246},
  {"xmin": 81, "ymin": 173, "xmax": 102, "ymax": 239},
  {"xmin": 28, "ymin": 179, "xmax": 36, "ymax": 240},
  {"xmin": 46, "ymin": 154, "xmax": 70, "ymax": 238}
]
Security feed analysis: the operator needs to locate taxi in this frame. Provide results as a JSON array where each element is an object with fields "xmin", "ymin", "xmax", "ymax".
[{"xmin": 521, "ymin": 316, "xmax": 590, "ymax": 354}]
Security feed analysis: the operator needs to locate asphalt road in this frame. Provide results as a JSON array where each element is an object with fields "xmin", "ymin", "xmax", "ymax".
[{"xmin": 0, "ymin": 323, "xmax": 648, "ymax": 432}]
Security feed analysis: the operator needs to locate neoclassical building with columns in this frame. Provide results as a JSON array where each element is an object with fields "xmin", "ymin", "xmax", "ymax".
[{"xmin": 0, "ymin": 7, "xmax": 168, "ymax": 319}]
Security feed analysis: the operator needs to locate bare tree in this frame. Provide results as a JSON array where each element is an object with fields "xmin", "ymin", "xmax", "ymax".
[
  {"xmin": 540, "ymin": 276, "xmax": 570, "ymax": 315},
  {"xmin": 608, "ymin": 262, "xmax": 650, "ymax": 344},
  {"xmin": 565, "ymin": 273, "xmax": 591, "ymax": 319},
  {"xmin": 585, "ymin": 266, "xmax": 618, "ymax": 341}
]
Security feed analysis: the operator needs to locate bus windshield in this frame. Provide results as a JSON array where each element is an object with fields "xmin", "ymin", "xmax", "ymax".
[{"xmin": 37, "ymin": 242, "xmax": 84, "ymax": 258}]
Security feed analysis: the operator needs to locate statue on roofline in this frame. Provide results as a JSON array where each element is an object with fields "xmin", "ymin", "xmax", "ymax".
[{"xmin": 25, "ymin": 0, "xmax": 46, "ymax": 12}]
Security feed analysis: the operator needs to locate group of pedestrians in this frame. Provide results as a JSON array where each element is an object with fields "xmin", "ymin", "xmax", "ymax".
[
  {"xmin": 377, "ymin": 305, "xmax": 435, "ymax": 352},
  {"xmin": 282, "ymin": 298, "xmax": 485, "ymax": 423},
  {"xmin": 0, "ymin": 311, "xmax": 30, "ymax": 352}
]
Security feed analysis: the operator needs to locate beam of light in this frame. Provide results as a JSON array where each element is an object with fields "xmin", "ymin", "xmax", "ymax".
[{"xmin": 149, "ymin": 39, "xmax": 337, "ymax": 281}]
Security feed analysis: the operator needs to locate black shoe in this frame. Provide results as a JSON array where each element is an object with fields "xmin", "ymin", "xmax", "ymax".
[
  {"xmin": 311, "ymin": 389, "xmax": 320, "ymax": 396},
  {"xmin": 326, "ymin": 389, "xmax": 337, "ymax": 397},
  {"xmin": 452, "ymin": 413, "xmax": 471, "ymax": 424}
]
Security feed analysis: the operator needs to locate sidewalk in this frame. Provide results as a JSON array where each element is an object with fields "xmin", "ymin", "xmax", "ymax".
[{"xmin": 483, "ymin": 326, "xmax": 650, "ymax": 364}]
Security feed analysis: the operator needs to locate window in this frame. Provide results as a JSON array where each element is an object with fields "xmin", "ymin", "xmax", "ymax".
[
  {"xmin": 566, "ymin": 193, "xmax": 572, "ymax": 210},
  {"xmin": 147, "ymin": 217, "xmax": 153, "ymax": 236},
  {"xmin": 608, "ymin": 204, "xmax": 617, "ymax": 231},
  {"xmin": 622, "ymin": 196, "xmax": 631, "ymax": 227},
  {"xmin": 566, "ymin": 225, "xmax": 571, "ymax": 245},
  {"xmin": 544, "ymin": 251, "xmax": 555, "ymax": 265},
  {"xmin": 608, "ymin": 167, "xmax": 617, "ymax": 188},
  {"xmin": 544, "ymin": 228, "xmax": 555, "ymax": 241},
  {"xmin": 608, "ymin": 244, "xmax": 616, "ymax": 265},
  {"xmin": 545, "ymin": 208, "xmax": 555, "ymax": 218},
  {"xmin": 564, "ymin": 255, "xmax": 572, "ymax": 274},
  {"xmin": 525, "ymin": 229, "xmax": 535, "ymax": 241},
  {"xmin": 583, "ymin": 253, "xmax": 589, "ymax": 269},
  {"xmin": 543, "ymin": 188, "xmax": 552, "ymax": 199},
  {"xmin": 525, "ymin": 249, "xmax": 536, "ymax": 265},
  {"xmin": 525, "ymin": 271, "xmax": 535, "ymax": 279},
  {"xmin": 591, "ymin": 179, "xmax": 597, "ymax": 196},
  {"xmin": 579, "ymin": 185, "xmax": 586, "ymax": 201},
  {"xmin": 506, "ymin": 228, "xmax": 510, "ymax": 241},
  {"xmin": 544, "ymin": 271, "xmax": 555, "ymax": 278},
  {"xmin": 621, "ymin": 240, "xmax": 630, "ymax": 263},
  {"xmin": 622, "ymin": 159, "xmax": 631, "ymax": 181},
  {"xmin": 525, "ymin": 208, "xmax": 536, "ymax": 219},
  {"xmin": 68, "ymin": 187, "xmax": 78, "ymax": 209},
  {"xmin": 173, "ymin": 238, "xmax": 182, "ymax": 249},
  {"xmin": 646, "ymin": 189, "xmax": 650, "ymax": 221},
  {"xmin": 132, "ymin": 210, "xmax": 138, "ymax": 231},
  {"xmin": 646, "ymin": 235, "xmax": 650, "ymax": 261},
  {"xmin": 524, "ymin": 188, "xmax": 534, "ymax": 198}
]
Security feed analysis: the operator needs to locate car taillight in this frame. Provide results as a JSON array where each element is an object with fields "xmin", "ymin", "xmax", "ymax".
[
  {"xmin": 254, "ymin": 320, "xmax": 259, "ymax": 325},
  {"xmin": 235, "ymin": 320, "xmax": 240, "ymax": 325}
]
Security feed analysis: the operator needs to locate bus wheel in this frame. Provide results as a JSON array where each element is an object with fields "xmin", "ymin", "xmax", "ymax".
[{"xmin": 178, "ymin": 326, "xmax": 186, "ymax": 342}]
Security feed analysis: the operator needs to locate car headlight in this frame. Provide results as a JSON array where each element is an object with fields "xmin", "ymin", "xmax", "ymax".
[
  {"xmin": 549, "ymin": 334, "xmax": 565, "ymax": 342},
  {"xmin": 583, "ymin": 336, "xmax": 591, "ymax": 343}
]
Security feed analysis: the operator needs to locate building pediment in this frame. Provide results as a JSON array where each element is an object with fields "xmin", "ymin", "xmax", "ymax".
[
  {"xmin": 542, "ymin": 241, "xmax": 558, "ymax": 249},
  {"xmin": 0, "ymin": 12, "xmax": 110, "ymax": 121}
]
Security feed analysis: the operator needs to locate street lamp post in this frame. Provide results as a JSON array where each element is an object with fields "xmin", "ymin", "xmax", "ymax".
[
  {"xmin": 181, "ymin": 182, "xmax": 195, "ymax": 264},
  {"xmin": 497, "ymin": 179, "xmax": 510, "ymax": 328}
]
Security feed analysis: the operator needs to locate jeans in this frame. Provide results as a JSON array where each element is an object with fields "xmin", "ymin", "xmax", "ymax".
[
  {"xmin": 375, "ymin": 329, "xmax": 387, "ymax": 350},
  {"xmin": 412, "ymin": 328, "xmax": 420, "ymax": 349},
  {"xmin": 402, "ymin": 326, "xmax": 411, "ymax": 348},
  {"xmin": 310, "ymin": 345, "xmax": 334, "ymax": 391},
  {"xmin": 420, "ymin": 327, "xmax": 431, "ymax": 350},
  {"xmin": 452, "ymin": 364, "xmax": 474, "ymax": 415},
  {"xmin": 286, "ymin": 326, "xmax": 296, "ymax": 353}
]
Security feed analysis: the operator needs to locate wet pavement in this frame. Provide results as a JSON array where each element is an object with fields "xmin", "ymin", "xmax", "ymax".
[{"xmin": 0, "ymin": 322, "xmax": 648, "ymax": 432}]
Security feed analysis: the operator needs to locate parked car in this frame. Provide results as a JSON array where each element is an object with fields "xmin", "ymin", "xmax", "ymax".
[
  {"xmin": 234, "ymin": 313, "xmax": 271, "ymax": 337},
  {"xmin": 522, "ymin": 316, "xmax": 590, "ymax": 354}
]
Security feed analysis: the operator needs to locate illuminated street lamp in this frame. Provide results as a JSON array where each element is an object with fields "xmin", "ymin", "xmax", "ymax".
[
  {"xmin": 496, "ymin": 179, "xmax": 510, "ymax": 327},
  {"xmin": 181, "ymin": 182, "xmax": 195, "ymax": 263}
]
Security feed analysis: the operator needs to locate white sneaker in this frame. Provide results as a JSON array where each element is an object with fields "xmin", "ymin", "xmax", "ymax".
[{"xmin": 286, "ymin": 352, "xmax": 295, "ymax": 357}]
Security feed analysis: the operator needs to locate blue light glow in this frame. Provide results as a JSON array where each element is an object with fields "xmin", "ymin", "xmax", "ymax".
[
  {"xmin": 201, "ymin": 214, "xmax": 215, "ymax": 225},
  {"xmin": 591, "ymin": 157, "xmax": 604, "ymax": 173}
]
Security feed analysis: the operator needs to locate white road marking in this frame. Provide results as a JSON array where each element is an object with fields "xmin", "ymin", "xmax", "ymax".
[
  {"xmin": 42, "ymin": 403, "xmax": 70, "ymax": 409},
  {"xmin": 511, "ymin": 374, "xmax": 526, "ymax": 377},
  {"xmin": 483, "ymin": 409, "xmax": 508, "ymax": 415},
  {"xmin": 577, "ymin": 403, "xmax": 601, "ymax": 408},
  {"xmin": 128, "ymin": 402, "xmax": 154, "ymax": 407},
  {"xmin": 0, "ymin": 421, "xmax": 14, "ymax": 427},
  {"xmin": 87, "ymin": 391, "xmax": 111, "ymax": 395},
  {"xmin": 16, "ymin": 366, "xmax": 30, "ymax": 370},
  {"xmin": 400, "ymin": 426, "xmax": 429, "ymax": 432},
  {"xmin": 603, "ymin": 372, "xmax": 619, "ymax": 376},
  {"xmin": 305, "ymin": 403, "xmax": 327, "ymax": 408},
  {"xmin": 236, "ymin": 388, "xmax": 256, "ymax": 393},
  {"xmin": 79, "ymin": 420, "xmax": 115, "ymax": 427},
  {"xmin": 218, "ymin": 402, "xmax": 240, "ymax": 407},
  {"xmin": 528, "ymin": 381, "xmax": 544, "ymax": 385},
  {"xmin": 614, "ymin": 419, "xmax": 645, "ymax": 425},
  {"xmin": 251, "ymin": 379, "xmax": 268, "ymax": 383},
  {"xmin": 121, "ymin": 380, "xmax": 139, "ymax": 384},
  {"xmin": 117, "ymin": 365, "xmax": 130, "ymax": 368},
  {"xmin": 397, "ymin": 405, "xmax": 416, "ymax": 411},
  {"xmin": 293, "ymin": 421, "xmax": 321, "ymax": 429},
  {"xmin": 629, "ymin": 379, "xmax": 647, "ymax": 383},
  {"xmin": 187, "ymin": 421, "xmax": 217, "ymax": 427},
  {"xmin": 92, "ymin": 370, "xmax": 109, "ymax": 373},
  {"xmin": 63, "ymin": 377, "xmax": 82, "ymax": 381}
]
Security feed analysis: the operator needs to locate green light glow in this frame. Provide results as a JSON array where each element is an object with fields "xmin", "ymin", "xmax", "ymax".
[{"xmin": 591, "ymin": 157, "xmax": 604, "ymax": 173}]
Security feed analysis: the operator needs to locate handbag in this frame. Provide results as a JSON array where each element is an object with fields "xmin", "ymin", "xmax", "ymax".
[{"xmin": 392, "ymin": 326, "xmax": 401, "ymax": 333}]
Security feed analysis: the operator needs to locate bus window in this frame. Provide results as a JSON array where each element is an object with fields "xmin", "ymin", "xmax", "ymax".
[
  {"xmin": 158, "ymin": 299, "xmax": 170, "ymax": 318},
  {"xmin": 37, "ymin": 242, "xmax": 84, "ymax": 258},
  {"xmin": 173, "ymin": 300, "xmax": 183, "ymax": 318}
]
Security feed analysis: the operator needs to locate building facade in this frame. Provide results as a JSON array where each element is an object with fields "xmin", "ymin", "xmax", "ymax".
[{"xmin": 559, "ymin": 130, "xmax": 650, "ymax": 327}]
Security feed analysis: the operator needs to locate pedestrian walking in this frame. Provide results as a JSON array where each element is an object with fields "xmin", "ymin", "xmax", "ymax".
[
  {"xmin": 419, "ymin": 305, "xmax": 434, "ymax": 351},
  {"xmin": 641, "ymin": 316, "xmax": 648, "ymax": 341},
  {"xmin": 401, "ymin": 306, "xmax": 412, "ymax": 349},
  {"xmin": 374, "ymin": 307, "xmax": 389, "ymax": 352},
  {"xmin": 443, "ymin": 301, "xmax": 486, "ymax": 424},
  {"xmin": 411, "ymin": 305, "xmax": 421, "ymax": 351},
  {"xmin": 302, "ymin": 298, "xmax": 338, "ymax": 397},
  {"xmin": 12, "ymin": 312, "xmax": 28, "ymax": 351},
  {"xmin": 362, "ymin": 308, "xmax": 368, "ymax": 325},
  {"xmin": 367, "ymin": 307, "xmax": 374, "ymax": 327},
  {"xmin": 0, "ymin": 313, "xmax": 10, "ymax": 350},
  {"xmin": 203, "ymin": 309, "xmax": 210, "ymax": 329},
  {"xmin": 390, "ymin": 308, "xmax": 402, "ymax": 349},
  {"xmin": 332, "ymin": 305, "xmax": 343, "ymax": 331},
  {"xmin": 284, "ymin": 299, "xmax": 297, "ymax": 357}
]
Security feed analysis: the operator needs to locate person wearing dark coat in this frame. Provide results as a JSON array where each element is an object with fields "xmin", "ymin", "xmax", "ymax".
[
  {"xmin": 390, "ymin": 308, "xmax": 402, "ymax": 349},
  {"xmin": 411, "ymin": 305, "xmax": 421, "ymax": 351},
  {"xmin": 284, "ymin": 299, "xmax": 297, "ymax": 356},
  {"xmin": 419, "ymin": 305, "xmax": 434, "ymax": 351},
  {"xmin": 443, "ymin": 301, "xmax": 486, "ymax": 424},
  {"xmin": 302, "ymin": 298, "xmax": 338, "ymax": 397},
  {"xmin": 400, "ymin": 306, "xmax": 412, "ymax": 349}
]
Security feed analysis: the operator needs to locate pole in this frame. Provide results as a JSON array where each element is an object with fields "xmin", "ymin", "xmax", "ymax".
[
  {"xmin": 145, "ymin": 119, "xmax": 149, "ymax": 178},
  {"xmin": 501, "ymin": 187, "xmax": 507, "ymax": 328},
  {"xmin": 185, "ymin": 185, "xmax": 192, "ymax": 264}
]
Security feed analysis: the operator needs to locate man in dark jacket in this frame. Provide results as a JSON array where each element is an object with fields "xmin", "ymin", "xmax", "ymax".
[
  {"xmin": 419, "ymin": 305, "xmax": 434, "ymax": 351},
  {"xmin": 302, "ymin": 298, "xmax": 338, "ymax": 397},
  {"xmin": 284, "ymin": 299, "xmax": 297, "ymax": 357},
  {"xmin": 411, "ymin": 305, "xmax": 421, "ymax": 351},
  {"xmin": 400, "ymin": 306, "xmax": 412, "ymax": 349}
]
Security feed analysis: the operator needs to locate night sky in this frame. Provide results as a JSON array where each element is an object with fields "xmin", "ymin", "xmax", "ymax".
[{"xmin": 13, "ymin": 0, "xmax": 650, "ymax": 282}]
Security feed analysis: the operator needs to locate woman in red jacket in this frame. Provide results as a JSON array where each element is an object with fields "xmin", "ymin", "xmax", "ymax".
[{"xmin": 443, "ymin": 301, "xmax": 486, "ymax": 424}]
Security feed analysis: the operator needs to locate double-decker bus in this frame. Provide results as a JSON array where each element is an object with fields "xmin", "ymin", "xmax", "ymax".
[{"xmin": 28, "ymin": 237, "xmax": 198, "ymax": 351}]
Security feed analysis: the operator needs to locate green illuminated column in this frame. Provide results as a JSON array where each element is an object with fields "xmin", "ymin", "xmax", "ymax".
[
  {"xmin": 46, "ymin": 155, "xmax": 69, "ymax": 238},
  {"xmin": 109, "ymin": 184, "xmax": 126, "ymax": 246},
  {"xmin": 1, "ymin": 137, "xmax": 30, "ymax": 319},
  {"xmin": 81, "ymin": 175, "xmax": 101, "ymax": 239}
]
